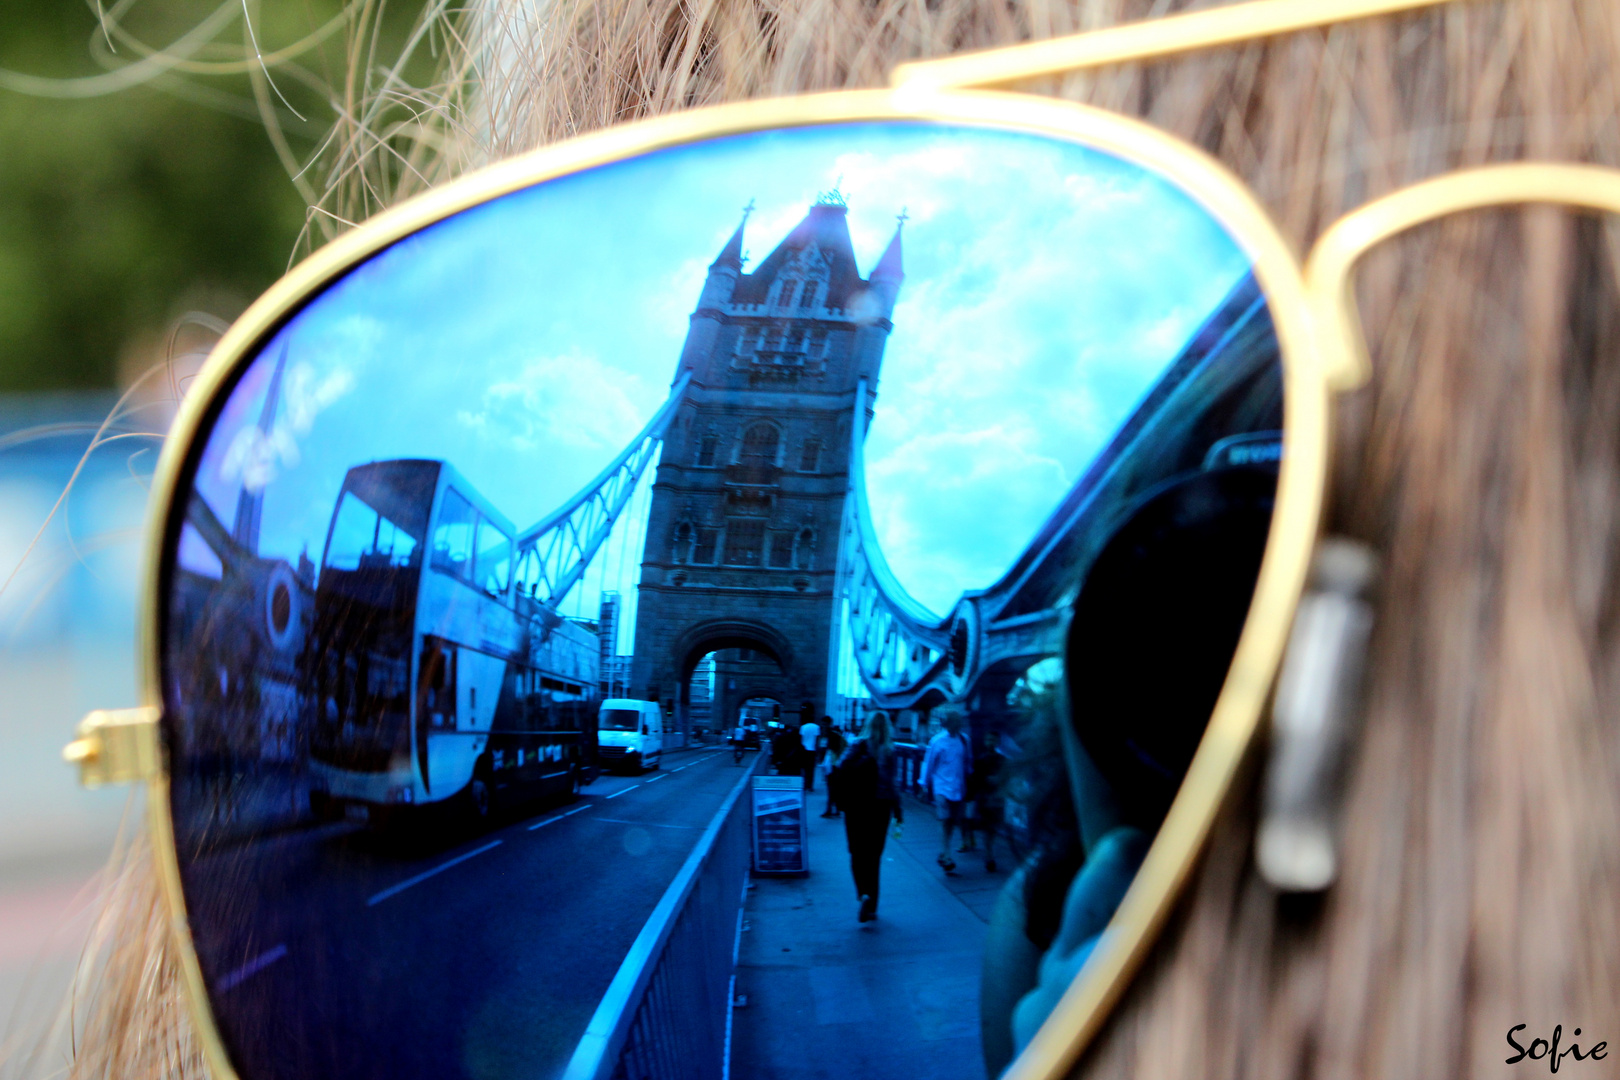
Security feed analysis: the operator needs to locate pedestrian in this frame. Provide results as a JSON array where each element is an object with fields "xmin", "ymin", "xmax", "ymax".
[
  {"xmin": 968, "ymin": 729, "xmax": 1006, "ymax": 873},
  {"xmin": 820, "ymin": 721, "xmax": 847, "ymax": 817},
  {"xmin": 829, "ymin": 710, "xmax": 903, "ymax": 922},
  {"xmin": 920, "ymin": 713, "xmax": 972, "ymax": 874},
  {"xmin": 798, "ymin": 712, "xmax": 820, "ymax": 791},
  {"xmin": 769, "ymin": 722, "xmax": 797, "ymax": 776}
]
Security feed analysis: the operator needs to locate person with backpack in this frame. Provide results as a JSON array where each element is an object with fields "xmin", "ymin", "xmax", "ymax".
[
  {"xmin": 819, "ymin": 720, "xmax": 847, "ymax": 817},
  {"xmin": 829, "ymin": 711, "xmax": 903, "ymax": 922}
]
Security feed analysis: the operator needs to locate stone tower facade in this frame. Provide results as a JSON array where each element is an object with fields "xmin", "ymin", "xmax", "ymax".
[{"xmin": 630, "ymin": 196, "xmax": 904, "ymax": 736}]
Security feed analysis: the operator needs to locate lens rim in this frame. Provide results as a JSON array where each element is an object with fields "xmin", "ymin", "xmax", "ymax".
[{"xmin": 136, "ymin": 87, "xmax": 1330, "ymax": 1080}]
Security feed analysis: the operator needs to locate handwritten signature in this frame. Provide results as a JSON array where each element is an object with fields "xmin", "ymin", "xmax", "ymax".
[{"xmin": 1506, "ymin": 1025, "xmax": 1608, "ymax": 1072}]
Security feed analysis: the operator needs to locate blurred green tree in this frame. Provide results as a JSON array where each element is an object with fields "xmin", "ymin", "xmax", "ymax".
[{"xmin": 0, "ymin": 0, "xmax": 432, "ymax": 392}]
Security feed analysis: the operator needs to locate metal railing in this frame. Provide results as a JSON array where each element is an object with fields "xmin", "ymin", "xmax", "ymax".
[
  {"xmin": 894, "ymin": 742, "xmax": 925, "ymax": 795},
  {"xmin": 563, "ymin": 756, "xmax": 761, "ymax": 1080}
]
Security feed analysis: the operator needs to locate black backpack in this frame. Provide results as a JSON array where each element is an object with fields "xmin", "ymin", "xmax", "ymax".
[{"xmin": 829, "ymin": 740, "xmax": 879, "ymax": 808}]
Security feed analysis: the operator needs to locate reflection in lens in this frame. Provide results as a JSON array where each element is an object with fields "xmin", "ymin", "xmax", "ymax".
[{"xmin": 162, "ymin": 122, "xmax": 1280, "ymax": 1080}]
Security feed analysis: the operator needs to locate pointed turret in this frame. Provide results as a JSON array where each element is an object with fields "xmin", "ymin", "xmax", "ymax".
[
  {"xmin": 872, "ymin": 219, "xmax": 903, "ymax": 282},
  {"xmin": 711, "ymin": 215, "xmax": 746, "ymax": 272},
  {"xmin": 696, "ymin": 202, "xmax": 752, "ymax": 311},
  {"xmin": 682, "ymin": 202, "xmax": 755, "ymax": 377},
  {"xmin": 867, "ymin": 214, "xmax": 905, "ymax": 316},
  {"xmin": 232, "ymin": 343, "xmax": 287, "ymax": 554}
]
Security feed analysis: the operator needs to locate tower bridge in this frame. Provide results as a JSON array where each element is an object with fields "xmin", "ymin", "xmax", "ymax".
[
  {"xmin": 628, "ymin": 193, "xmax": 903, "ymax": 732},
  {"xmin": 516, "ymin": 204, "xmax": 1280, "ymax": 740}
]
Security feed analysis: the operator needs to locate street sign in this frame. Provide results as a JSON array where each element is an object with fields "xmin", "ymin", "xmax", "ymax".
[{"xmin": 751, "ymin": 774, "xmax": 807, "ymax": 875}]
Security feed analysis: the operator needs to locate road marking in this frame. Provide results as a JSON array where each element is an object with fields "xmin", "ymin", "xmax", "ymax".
[
  {"xmin": 366, "ymin": 840, "xmax": 503, "ymax": 906},
  {"xmin": 594, "ymin": 818, "xmax": 698, "ymax": 829},
  {"xmin": 643, "ymin": 773, "xmax": 669, "ymax": 784},
  {"xmin": 604, "ymin": 785, "xmax": 635, "ymax": 800},
  {"xmin": 218, "ymin": 944, "xmax": 287, "ymax": 991},
  {"xmin": 528, "ymin": 805, "xmax": 590, "ymax": 830}
]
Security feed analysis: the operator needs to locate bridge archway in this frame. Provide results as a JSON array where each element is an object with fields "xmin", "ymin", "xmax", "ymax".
[
  {"xmin": 671, "ymin": 619, "xmax": 803, "ymax": 741},
  {"xmin": 673, "ymin": 618, "xmax": 797, "ymax": 685}
]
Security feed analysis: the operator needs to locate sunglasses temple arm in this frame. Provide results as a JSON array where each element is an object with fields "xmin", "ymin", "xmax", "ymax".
[
  {"xmin": 1256, "ymin": 538, "xmax": 1379, "ymax": 892},
  {"xmin": 891, "ymin": 0, "xmax": 1461, "ymax": 90}
]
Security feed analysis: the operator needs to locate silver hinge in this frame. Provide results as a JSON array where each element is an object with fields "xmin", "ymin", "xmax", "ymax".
[
  {"xmin": 1256, "ymin": 539, "xmax": 1379, "ymax": 892},
  {"xmin": 63, "ymin": 706, "xmax": 162, "ymax": 787}
]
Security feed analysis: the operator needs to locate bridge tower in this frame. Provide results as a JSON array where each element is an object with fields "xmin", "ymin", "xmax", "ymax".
[{"xmin": 631, "ymin": 194, "xmax": 904, "ymax": 739}]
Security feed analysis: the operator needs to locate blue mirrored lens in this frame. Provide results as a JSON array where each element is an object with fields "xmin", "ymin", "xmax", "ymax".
[{"xmin": 163, "ymin": 120, "xmax": 1280, "ymax": 1080}]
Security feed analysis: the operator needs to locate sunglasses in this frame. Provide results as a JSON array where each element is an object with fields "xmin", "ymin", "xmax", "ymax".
[{"xmin": 59, "ymin": 0, "xmax": 1620, "ymax": 1078}]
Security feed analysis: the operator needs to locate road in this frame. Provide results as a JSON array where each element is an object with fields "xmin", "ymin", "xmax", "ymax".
[{"xmin": 179, "ymin": 747, "xmax": 752, "ymax": 1080}]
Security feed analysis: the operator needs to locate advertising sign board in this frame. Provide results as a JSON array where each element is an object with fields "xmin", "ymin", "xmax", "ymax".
[{"xmin": 751, "ymin": 774, "xmax": 807, "ymax": 875}]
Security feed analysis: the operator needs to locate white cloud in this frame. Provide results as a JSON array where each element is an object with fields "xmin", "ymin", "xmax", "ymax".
[
  {"xmin": 219, "ymin": 361, "xmax": 355, "ymax": 493},
  {"xmin": 456, "ymin": 351, "xmax": 659, "ymax": 455},
  {"xmin": 866, "ymin": 427, "xmax": 1073, "ymax": 613}
]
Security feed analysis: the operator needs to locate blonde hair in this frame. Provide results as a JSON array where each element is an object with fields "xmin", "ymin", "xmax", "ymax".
[
  {"xmin": 860, "ymin": 709, "xmax": 896, "ymax": 764},
  {"xmin": 23, "ymin": 2, "xmax": 1620, "ymax": 1078}
]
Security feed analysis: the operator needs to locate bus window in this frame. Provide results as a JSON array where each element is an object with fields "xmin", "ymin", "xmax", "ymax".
[
  {"xmin": 474, "ymin": 517, "xmax": 512, "ymax": 598},
  {"xmin": 324, "ymin": 491, "xmax": 422, "ymax": 571},
  {"xmin": 431, "ymin": 488, "xmax": 476, "ymax": 581}
]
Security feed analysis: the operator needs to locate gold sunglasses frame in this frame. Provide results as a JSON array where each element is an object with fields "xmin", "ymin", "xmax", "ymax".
[{"xmin": 64, "ymin": 1, "xmax": 1620, "ymax": 1079}]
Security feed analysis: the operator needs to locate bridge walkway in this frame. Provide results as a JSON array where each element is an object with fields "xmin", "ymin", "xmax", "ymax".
[{"xmin": 729, "ymin": 787, "xmax": 1013, "ymax": 1080}]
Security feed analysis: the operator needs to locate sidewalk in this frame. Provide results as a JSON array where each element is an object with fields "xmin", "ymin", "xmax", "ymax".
[{"xmin": 729, "ymin": 790, "xmax": 1012, "ymax": 1080}]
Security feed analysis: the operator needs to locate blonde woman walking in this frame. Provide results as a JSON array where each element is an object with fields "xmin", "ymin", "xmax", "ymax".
[{"xmin": 829, "ymin": 711, "xmax": 904, "ymax": 923}]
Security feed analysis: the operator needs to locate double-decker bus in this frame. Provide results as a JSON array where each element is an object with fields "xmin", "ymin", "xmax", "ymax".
[{"xmin": 304, "ymin": 459, "xmax": 598, "ymax": 823}]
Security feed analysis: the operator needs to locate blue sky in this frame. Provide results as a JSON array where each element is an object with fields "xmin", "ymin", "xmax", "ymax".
[{"xmin": 183, "ymin": 121, "xmax": 1251, "ymax": 631}]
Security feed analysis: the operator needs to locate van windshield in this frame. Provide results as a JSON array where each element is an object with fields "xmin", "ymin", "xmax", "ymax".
[{"xmin": 600, "ymin": 709, "xmax": 642, "ymax": 731}]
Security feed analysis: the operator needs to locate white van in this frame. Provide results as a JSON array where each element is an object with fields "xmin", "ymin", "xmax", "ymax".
[{"xmin": 596, "ymin": 700, "xmax": 664, "ymax": 773}]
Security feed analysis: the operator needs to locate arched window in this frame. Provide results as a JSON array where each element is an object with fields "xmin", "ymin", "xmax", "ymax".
[
  {"xmin": 798, "ymin": 281, "xmax": 817, "ymax": 308},
  {"xmin": 672, "ymin": 522, "xmax": 693, "ymax": 564},
  {"xmin": 740, "ymin": 423, "xmax": 779, "ymax": 466},
  {"xmin": 795, "ymin": 527, "xmax": 815, "ymax": 570},
  {"xmin": 696, "ymin": 433, "xmax": 718, "ymax": 467},
  {"xmin": 776, "ymin": 278, "xmax": 798, "ymax": 306},
  {"xmin": 799, "ymin": 438, "xmax": 821, "ymax": 473}
]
